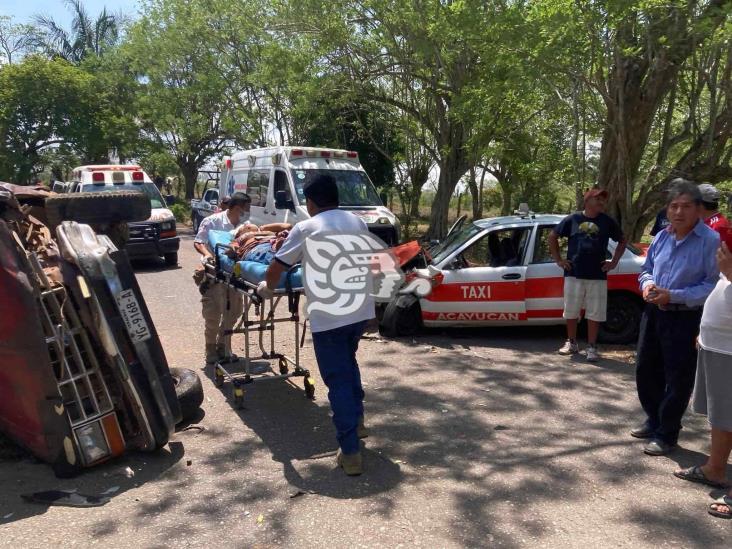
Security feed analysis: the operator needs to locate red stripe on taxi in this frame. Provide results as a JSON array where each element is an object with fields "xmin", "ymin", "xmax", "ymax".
[{"xmin": 425, "ymin": 281, "xmax": 523, "ymax": 302}]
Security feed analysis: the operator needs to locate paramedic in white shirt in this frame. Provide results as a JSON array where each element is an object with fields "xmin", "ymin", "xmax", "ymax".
[
  {"xmin": 194, "ymin": 192, "xmax": 253, "ymax": 364},
  {"xmin": 260, "ymin": 174, "xmax": 375, "ymax": 476},
  {"xmin": 674, "ymin": 242, "xmax": 732, "ymax": 519}
]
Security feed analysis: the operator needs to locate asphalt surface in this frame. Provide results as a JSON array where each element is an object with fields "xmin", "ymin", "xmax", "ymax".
[{"xmin": 1, "ymin": 226, "xmax": 730, "ymax": 547}]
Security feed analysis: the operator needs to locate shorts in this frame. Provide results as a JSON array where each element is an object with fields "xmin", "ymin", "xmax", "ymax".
[
  {"xmin": 563, "ymin": 277, "xmax": 607, "ymax": 322},
  {"xmin": 693, "ymin": 348, "xmax": 732, "ymax": 431}
]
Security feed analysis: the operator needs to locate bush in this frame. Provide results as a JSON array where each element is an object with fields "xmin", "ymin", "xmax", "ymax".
[{"xmin": 170, "ymin": 203, "xmax": 191, "ymax": 224}]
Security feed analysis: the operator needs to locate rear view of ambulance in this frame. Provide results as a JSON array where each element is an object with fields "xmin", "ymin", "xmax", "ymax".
[{"xmin": 219, "ymin": 147, "xmax": 400, "ymax": 245}]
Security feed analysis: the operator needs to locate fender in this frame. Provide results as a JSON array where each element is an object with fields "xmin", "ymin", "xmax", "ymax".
[{"xmin": 395, "ymin": 293, "xmax": 418, "ymax": 309}]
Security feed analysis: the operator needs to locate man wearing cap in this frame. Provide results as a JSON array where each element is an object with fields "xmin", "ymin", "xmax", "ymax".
[
  {"xmin": 632, "ymin": 180, "xmax": 720, "ymax": 456},
  {"xmin": 698, "ymin": 183, "xmax": 729, "ymax": 232},
  {"xmin": 549, "ymin": 188, "xmax": 626, "ymax": 362},
  {"xmin": 258, "ymin": 174, "xmax": 375, "ymax": 476}
]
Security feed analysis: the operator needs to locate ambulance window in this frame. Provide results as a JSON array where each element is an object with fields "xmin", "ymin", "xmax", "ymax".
[
  {"xmin": 532, "ymin": 226, "xmax": 567, "ymax": 264},
  {"xmin": 274, "ymin": 170, "xmax": 290, "ymax": 198},
  {"xmin": 247, "ymin": 169, "xmax": 270, "ymax": 207}
]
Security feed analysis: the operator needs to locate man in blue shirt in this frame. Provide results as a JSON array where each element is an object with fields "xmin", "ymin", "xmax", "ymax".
[{"xmin": 632, "ymin": 180, "xmax": 720, "ymax": 456}]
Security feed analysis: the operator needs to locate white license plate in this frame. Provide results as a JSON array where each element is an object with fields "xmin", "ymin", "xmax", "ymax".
[{"xmin": 115, "ymin": 289, "xmax": 151, "ymax": 343}]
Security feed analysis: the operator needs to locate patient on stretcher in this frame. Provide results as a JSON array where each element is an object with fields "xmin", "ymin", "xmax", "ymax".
[{"xmin": 227, "ymin": 222, "xmax": 293, "ymax": 265}]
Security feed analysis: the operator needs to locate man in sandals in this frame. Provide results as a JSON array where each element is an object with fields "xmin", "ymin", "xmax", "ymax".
[{"xmin": 674, "ymin": 240, "xmax": 732, "ymax": 518}]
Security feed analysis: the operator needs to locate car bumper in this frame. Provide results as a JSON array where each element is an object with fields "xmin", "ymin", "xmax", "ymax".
[{"xmin": 126, "ymin": 236, "xmax": 180, "ymax": 259}]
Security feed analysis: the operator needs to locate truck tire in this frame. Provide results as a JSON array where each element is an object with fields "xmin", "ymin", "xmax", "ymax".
[
  {"xmin": 45, "ymin": 191, "xmax": 151, "ymax": 227},
  {"xmin": 164, "ymin": 252, "xmax": 178, "ymax": 266},
  {"xmin": 170, "ymin": 367, "xmax": 203, "ymax": 423},
  {"xmin": 598, "ymin": 293, "xmax": 642, "ymax": 344}
]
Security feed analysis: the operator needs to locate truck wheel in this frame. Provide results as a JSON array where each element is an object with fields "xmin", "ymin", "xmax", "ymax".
[
  {"xmin": 170, "ymin": 367, "xmax": 204, "ymax": 423},
  {"xmin": 379, "ymin": 299, "xmax": 422, "ymax": 337},
  {"xmin": 45, "ymin": 191, "xmax": 151, "ymax": 227},
  {"xmin": 164, "ymin": 252, "xmax": 178, "ymax": 266},
  {"xmin": 599, "ymin": 294, "xmax": 642, "ymax": 344}
]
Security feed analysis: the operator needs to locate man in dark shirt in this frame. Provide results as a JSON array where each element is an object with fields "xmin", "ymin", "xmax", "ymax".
[
  {"xmin": 650, "ymin": 209, "xmax": 669, "ymax": 237},
  {"xmin": 549, "ymin": 188, "xmax": 626, "ymax": 361}
]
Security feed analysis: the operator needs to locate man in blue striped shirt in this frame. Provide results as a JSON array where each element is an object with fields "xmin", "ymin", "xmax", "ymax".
[{"xmin": 632, "ymin": 180, "xmax": 720, "ymax": 456}]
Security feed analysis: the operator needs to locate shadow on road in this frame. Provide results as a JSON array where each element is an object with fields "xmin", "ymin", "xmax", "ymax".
[
  {"xmin": 0, "ymin": 440, "xmax": 185, "ymax": 527},
  {"xmin": 202, "ymin": 361, "xmax": 404, "ymax": 500}
]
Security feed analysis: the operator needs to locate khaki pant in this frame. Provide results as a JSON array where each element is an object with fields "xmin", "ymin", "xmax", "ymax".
[{"xmin": 201, "ymin": 282, "xmax": 243, "ymax": 359}]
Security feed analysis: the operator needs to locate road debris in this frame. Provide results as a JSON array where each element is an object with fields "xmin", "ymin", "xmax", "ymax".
[{"xmin": 21, "ymin": 490, "xmax": 110, "ymax": 508}]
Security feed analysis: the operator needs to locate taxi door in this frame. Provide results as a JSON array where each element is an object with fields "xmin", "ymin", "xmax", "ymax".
[{"xmin": 421, "ymin": 226, "xmax": 531, "ymax": 325}]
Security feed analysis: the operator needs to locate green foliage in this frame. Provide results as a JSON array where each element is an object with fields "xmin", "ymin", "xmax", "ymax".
[
  {"xmin": 32, "ymin": 0, "xmax": 121, "ymax": 63},
  {"xmin": 0, "ymin": 55, "xmax": 106, "ymax": 183},
  {"xmin": 169, "ymin": 202, "xmax": 190, "ymax": 223}
]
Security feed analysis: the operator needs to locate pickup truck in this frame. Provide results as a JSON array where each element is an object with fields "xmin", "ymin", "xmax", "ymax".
[{"xmin": 190, "ymin": 171, "xmax": 221, "ymax": 233}]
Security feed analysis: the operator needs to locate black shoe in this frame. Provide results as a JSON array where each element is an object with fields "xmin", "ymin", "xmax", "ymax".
[
  {"xmin": 643, "ymin": 439, "xmax": 676, "ymax": 456},
  {"xmin": 630, "ymin": 423, "xmax": 655, "ymax": 439}
]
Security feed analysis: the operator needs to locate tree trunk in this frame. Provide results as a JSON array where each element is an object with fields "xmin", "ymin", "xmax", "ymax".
[
  {"xmin": 179, "ymin": 159, "xmax": 198, "ymax": 200},
  {"xmin": 467, "ymin": 167, "xmax": 481, "ymax": 220},
  {"xmin": 500, "ymin": 181, "xmax": 512, "ymax": 216},
  {"xmin": 426, "ymin": 121, "xmax": 469, "ymax": 239}
]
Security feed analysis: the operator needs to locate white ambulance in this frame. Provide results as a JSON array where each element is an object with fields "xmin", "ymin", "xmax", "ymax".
[
  {"xmin": 66, "ymin": 165, "xmax": 180, "ymax": 265},
  {"xmin": 218, "ymin": 147, "xmax": 400, "ymax": 245}
]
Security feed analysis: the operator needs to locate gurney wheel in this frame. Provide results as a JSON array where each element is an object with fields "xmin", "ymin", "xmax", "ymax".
[
  {"xmin": 278, "ymin": 357, "xmax": 289, "ymax": 375},
  {"xmin": 232, "ymin": 385, "xmax": 245, "ymax": 409},
  {"xmin": 214, "ymin": 366, "xmax": 225, "ymax": 387},
  {"xmin": 304, "ymin": 376, "xmax": 315, "ymax": 400}
]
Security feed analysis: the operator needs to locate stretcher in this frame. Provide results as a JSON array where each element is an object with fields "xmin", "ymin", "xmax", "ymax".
[{"xmin": 204, "ymin": 231, "xmax": 314, "ymax": 408}]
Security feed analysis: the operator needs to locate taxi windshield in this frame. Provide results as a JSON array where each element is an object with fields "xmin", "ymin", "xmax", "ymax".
[
  {"xmin": 430, "ymin": 222, "xmax": 483, "ymax": 265},
  {"xmin": 82, "ymin": 182, "xmax": 165, "ymax": 209}
]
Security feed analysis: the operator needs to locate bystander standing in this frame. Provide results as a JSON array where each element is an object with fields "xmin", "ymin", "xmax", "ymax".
[
  {"xmin": 698, "ymin": 183, "xmax": 729, "ymax": 233},
  {"xmin": 632, "ymin": 180, "xmax": 720, "ymax": 456},
  {"xmin": 549, "ymin": 188, "xmax": 626, "ymax": 362},
  {"xmin": 673, "ymin": 241, "xmax": 732, "ymax": 518}
]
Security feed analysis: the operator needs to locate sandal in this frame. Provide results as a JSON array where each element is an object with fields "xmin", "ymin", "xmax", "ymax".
[
  {"xmin": 673, "ymin": 465, "xmax": 728, "ymax": 489},
  {"xmin": 708, "ymin": 495, "xmax": 732, "ymax": 519}
]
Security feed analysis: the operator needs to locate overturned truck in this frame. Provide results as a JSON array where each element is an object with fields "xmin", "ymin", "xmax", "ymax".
[{"xmin": 0, "ymin": 184, "xmax": 201, "ymax": 476}]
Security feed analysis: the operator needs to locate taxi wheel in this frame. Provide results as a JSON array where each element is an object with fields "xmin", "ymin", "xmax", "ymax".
[
  {"xmin": 379, "ymin": 299, "xmax": 422, "ymax": 337},
  {"xmin": 599, "ymin": 294, "xmax": 642, "ymax": 344}
]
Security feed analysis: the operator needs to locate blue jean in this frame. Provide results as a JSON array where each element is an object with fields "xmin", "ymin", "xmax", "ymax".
[{"xmin": 311, "ymin": 320, "xmax": 367, "ymax": 454}]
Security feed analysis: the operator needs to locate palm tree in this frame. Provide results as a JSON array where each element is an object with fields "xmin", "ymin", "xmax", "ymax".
[{"xmin": 33, "ymin": 0, "xmax": 121, "ymax": 63}]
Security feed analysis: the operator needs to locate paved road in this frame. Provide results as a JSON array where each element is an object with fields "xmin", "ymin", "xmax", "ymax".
[{"xmin": 1, "ymin": 227, "xmax": 729, "ymax": 547}]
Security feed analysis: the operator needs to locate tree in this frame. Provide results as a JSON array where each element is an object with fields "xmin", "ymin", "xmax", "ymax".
[
  {"xmin": 124, "ymin": 0, "xmax": 258, "ymax": 199},
  {"xmin": 531, "ymin": 0, "xmax": 732, "ymax": 239},
  {"xmin": 295, "ymin": 0, "xmax": 528, "ymax": 238},
  {"xmin": 0, "ymin": 16, "xmax": 36, "ymax": 64},
  {"xmin": 0, "ymin": 56, "xmax": 106, "ymax": 183},
  {"xmin": 32, "ymin": 0, "xmax": 122, "ymax": 63}
]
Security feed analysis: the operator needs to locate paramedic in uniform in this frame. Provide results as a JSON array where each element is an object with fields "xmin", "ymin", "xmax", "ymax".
[
  {"xmin": 194, "ymin": 192, "xmax": 253, "ymax": 364},
  {"xmin": 258, "ymin": 174, "xmax": 375, "ymax": 476}
]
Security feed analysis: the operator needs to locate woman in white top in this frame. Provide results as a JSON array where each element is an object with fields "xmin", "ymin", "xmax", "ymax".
[{"xmin": 673, "ymin": 242, "xmax": 732, "ymax": 518}]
